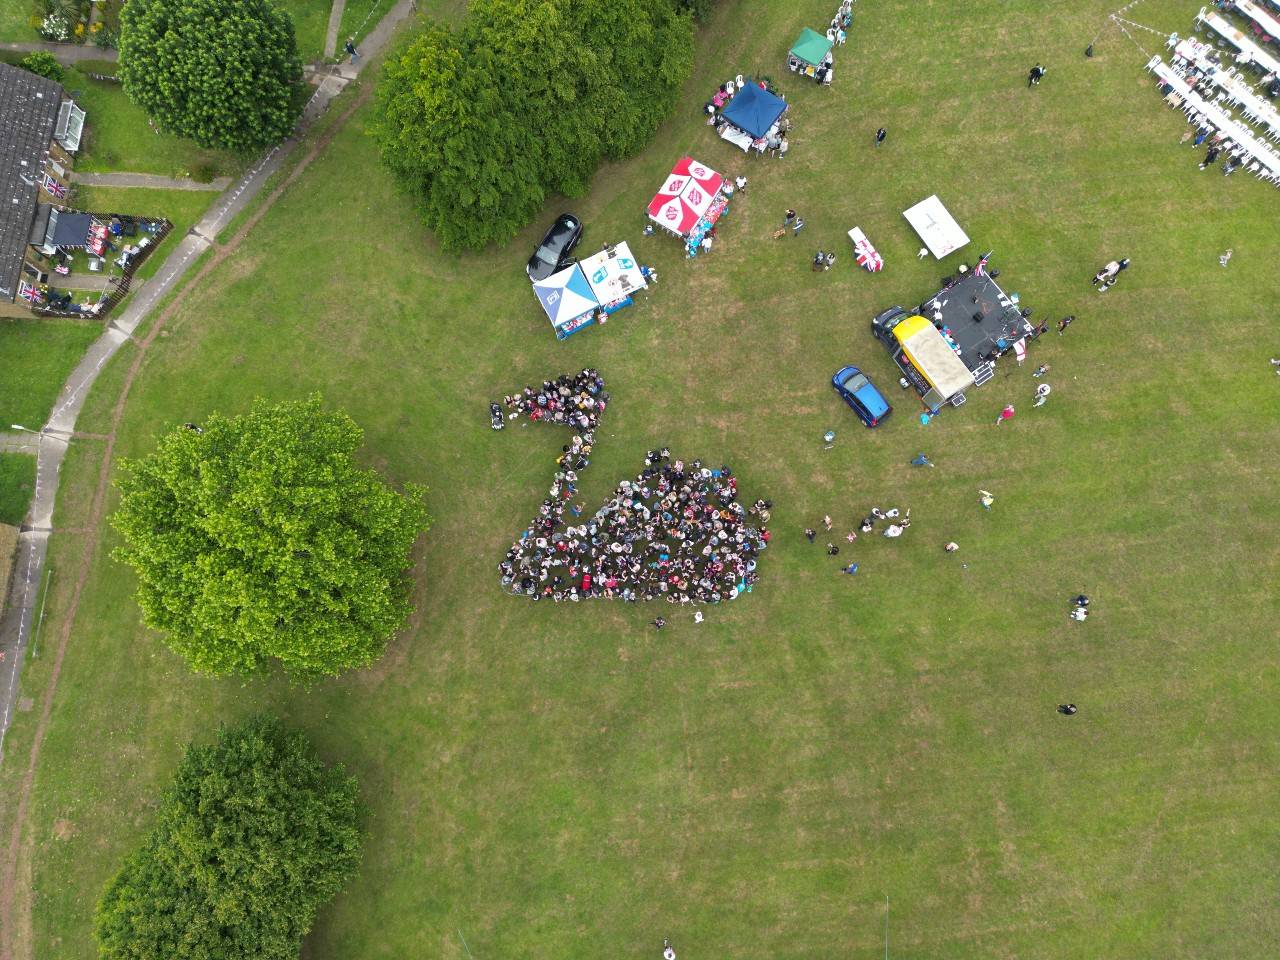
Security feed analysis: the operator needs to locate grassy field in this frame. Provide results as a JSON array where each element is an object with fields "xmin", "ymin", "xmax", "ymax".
[
  {"xmin": 67, "ymin": 69, "xmax": 246, "ymax": 181},
  {"xmin": 278, "ymin": 0, "xmax": 333, "ymax": 62},
  {"xmin": 0, "ymin": 453, "xmax": 37, "ymax": 525},
  {"xmin": 0, "ymin": 0, "xmax": 33, "ymax": 43},
  {"xmin": 0, "ymin": 319, "xmax": 100, "ymax": 430},
  {"xmin": 7, "ymin": 1, "xmax": 1280, "ymax": 959}
]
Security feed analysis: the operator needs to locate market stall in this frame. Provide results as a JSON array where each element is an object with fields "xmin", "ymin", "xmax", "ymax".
[
  {"xmin": 646, "ymin": 157, "xmax": 730, "ymax": 258},
  {"xmin": 788, "ymin": 28, "xmax": 834, "ymax": 83},
  {"xmin": 903, "ymin": 195, "xmax": 970, "ymax": 259},
  {"xmin": 578, "ymin": 241, "xmax": 648, "ymax": 309},
  {"xmin": 717, "ymin": 83, "xmax": 788, "ymax": 153},
  {"xmin": 532, "ymin": 263, "xmax": 600, "ymax": 340}
]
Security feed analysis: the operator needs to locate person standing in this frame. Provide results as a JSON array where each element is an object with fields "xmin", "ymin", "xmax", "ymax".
[
  {"xmin": 995, "ymin": 404, "xmax": 1016, "ymax": 425},
  {"xmin": 1057, "ymin": 315, "xmax": 1074, "ymax": 335},
  {"xmin": 1219, "ymin": 248, "xmax": 1233, "ymax": 267},
  {"xmin": 792, "ymin": 215, "xmax": 805, "ymax": 236},
  {"xmin": 804, "ymin": 527, "xmax": 816, "ymax": 543},
  {"xmin": 344, "ymin": 38, "xmax": 359, "ymax": 63},
  {"xmin": 1028, "ymin": 63, "xmax": 1046, "ymax": 86},
  {"xmin": 875, "ymin": 127, "xmax": 887, "ymax": 147},
  {"xmin": 1200, "ymin": 144, "xmax": 1221, "ymax": 169},
  {"xmin": 651, "ymin": 617, "xmax": 666, "ymax": 630},
  {"xmin": 783, "ymin": 209, "xmax": 797, "ymax": 230}
]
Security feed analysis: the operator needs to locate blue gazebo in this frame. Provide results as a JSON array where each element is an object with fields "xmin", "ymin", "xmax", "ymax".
[{"xmin": 720, "ymin": 83, "xmax": 788, "ymax": 140}]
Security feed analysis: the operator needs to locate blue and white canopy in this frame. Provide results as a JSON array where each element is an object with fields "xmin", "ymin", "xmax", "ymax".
[{"xmin": 532, "ymin": 263, "xmax": 599, "ymax": 334}]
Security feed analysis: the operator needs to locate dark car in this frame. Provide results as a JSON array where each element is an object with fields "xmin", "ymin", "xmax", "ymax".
[
  {"xmin": 526, "ymin": 213, "xmax": 583, "ymax": 281},
  {"xmin": 832, "ymin": 365, "xmax": 892, "ymax": 427}
]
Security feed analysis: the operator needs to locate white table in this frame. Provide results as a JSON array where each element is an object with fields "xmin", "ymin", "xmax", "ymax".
[
  {"xmin": 1170, "ymin": 39, "xmax": 1280, "ymax": 138},
  {"xmin": 1149, "ymin": 57, "xmax": 1280, "ymax": 174},
  {"xmin": 1235, "ymin": 0, "xmax": 1280, "ymax": 41},
  {"xmin": 1197, "ymin": 7, "xmax": 1280, "ymax": 75}
]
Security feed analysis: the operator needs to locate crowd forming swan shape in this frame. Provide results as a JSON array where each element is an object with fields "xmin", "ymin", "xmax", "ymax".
[{"xmin": 494, "ymin": 370, "xmax": 769, "ymax": 604}]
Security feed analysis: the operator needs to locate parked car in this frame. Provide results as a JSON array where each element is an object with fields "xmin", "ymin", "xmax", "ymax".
[
  {"xmin": 526, "ymin": 213, "xmax": 583, "ymax": 281},
  {"xmin": 831, "ymin": 365, "xmax": 892, "ymax": 427}
]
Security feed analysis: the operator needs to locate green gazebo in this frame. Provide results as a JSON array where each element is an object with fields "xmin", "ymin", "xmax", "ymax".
[{"xmin": 789, "ymin": 27, "xmax": 833, "ymax": 71}]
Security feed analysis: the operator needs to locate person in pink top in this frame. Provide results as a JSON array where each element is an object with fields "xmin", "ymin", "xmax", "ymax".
[{"xmin": 995, "ymin": 404, "xmax": 1016, "ymax": 425}]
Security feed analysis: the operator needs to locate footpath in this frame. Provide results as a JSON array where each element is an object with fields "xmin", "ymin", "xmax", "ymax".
[{"xmin": 0, "ymin": 0, "xmax": 418, "ymax": 760}]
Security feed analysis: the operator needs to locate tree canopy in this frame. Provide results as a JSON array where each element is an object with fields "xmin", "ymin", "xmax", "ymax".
[
  {"xmin": 111, "ymin": 396, "xmax": 429, "ymax": 680},
  {"xmin": 118, "ymin": 0, "xmax": 303, "ymax": 150},
  {"xmin": 372, "ymin": 0, "xmax": 694, "ymax": 251},
  {"xmin": 95, "ymin": 716, "xmax": 362, "ymax": 960}
]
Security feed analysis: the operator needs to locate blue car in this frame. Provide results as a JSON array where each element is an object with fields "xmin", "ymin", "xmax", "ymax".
[{"xmin": 832, "ymin": 365, "xmax": 892, "ymax": 428}]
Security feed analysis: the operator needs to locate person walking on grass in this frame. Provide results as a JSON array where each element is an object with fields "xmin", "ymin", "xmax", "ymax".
[
  {"xmin": 841, "ymin": 562, "xmax": 859, "ymax": 575},
  {"xmin": 804, "ymin": 527, "xmax": 816, "ymax": 543},
  {"xmin": 1034, "ymin": 382, "xmax": 1051, "ymax": 407},
  {"xmin": 1057, "ymin": 315, "xmax": 1074, "ymax": 335},
  {"xmin": 1028, "ymin": 63, "xmax": 1046, "ymax": 86},
  {"xmin": 1219, "ymin": 248, "xmax": 1233, "ymax": 267},
  {"xmin": 1057, "ymin": 703, "xmax": 1078, "ymax": 715},
  {"xmin": 978, "ymin": 489, "xmax": 994, "ymax": 510},
  {"xmin": 875, "ymin": 127, "xmax": 887, "ymax": 147},
  {"xmin": 651, "ymin": 617, "xmax": 666, "ymax": 630},
  {"xmin": 995, "ymin": 404, "xmax": 1015, "ymax": 425},
  {"xmin": 944, "ymin": 541, "xmax": 959, "ymax": 553},
  {"xmin": 792, "ymin": 215, "xmax": 805, "ymax": 236}
]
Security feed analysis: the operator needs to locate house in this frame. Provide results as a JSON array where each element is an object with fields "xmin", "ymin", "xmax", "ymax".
[{"xmin": 0, "ymin": 61, "xmax": 86, "ymax": 318}]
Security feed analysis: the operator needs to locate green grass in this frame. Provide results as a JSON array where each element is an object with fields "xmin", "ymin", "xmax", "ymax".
[
  {"xmin": 11, "ymin": 1, "xmax": 1280, "ymax": 959},
  {"xmin": 0, "ymin": 453, "xmax": 37, "ymax": 525},
  {"xmin": 278, "ymin": 0, "xmax": 332, "ymax": 62},
  {"xmin": 69, "ymin": 185, "xmax": 215, "ymax": 281},
  {"xmin": 66, "ymin": 68, "xmax": 246, "ymax": 181},
  {"xmin": 0, "ymin": 319, "xmax": 100, "ymax": 430},
  {"xmin": 0, "ymin": 0, "xmax": 34, "ymax": 43}
]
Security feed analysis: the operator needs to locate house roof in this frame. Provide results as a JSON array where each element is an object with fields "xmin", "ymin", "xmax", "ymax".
[{"xmin": 0, "ymin": 63, "xmax": 63, "ymax": 302}]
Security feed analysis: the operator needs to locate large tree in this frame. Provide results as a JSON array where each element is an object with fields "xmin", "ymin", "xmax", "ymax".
[
  {"xmin": 372, "ymin": 0, "xmax": 693, "ymax": 251},
  {"xmin": 95, "ymin": 716, "xmax": 362, "ymax": 960},
  {"xmin": 118, "ymin": 0, "xmax": 303, "ymax": 150},
  {"xmin": 111, "ymin": 396, "xmax": 429, "ymax": 680}
]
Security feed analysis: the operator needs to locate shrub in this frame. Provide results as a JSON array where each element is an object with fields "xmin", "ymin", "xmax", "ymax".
[{"xmin": 19, "ymin": 51, "xmax": 64, "ymax": 83}]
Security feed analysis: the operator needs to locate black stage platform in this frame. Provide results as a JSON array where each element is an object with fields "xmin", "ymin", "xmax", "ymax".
[{"xmin": 916, "ymin": 272, "xmax": 1035, "ymax": 373}]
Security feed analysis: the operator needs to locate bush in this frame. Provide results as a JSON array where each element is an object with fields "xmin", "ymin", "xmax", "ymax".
[
  {"xmin": 95, "ymin": 716, "xmax": 362, "ymax": 960},
  {"xmin": 372, "ymin": 0, "xmax": 694, "ymax": 251},
  {"xmin": 19, "ymin": 51, "xmax": 64, "ymax": 83},
  {"xmin": 118, "ymin": 0, "xmax": 303, "ymax": 150},
  {"xmin": 111, "ymin": 396, "xmax": 430, "ymax": 680}
]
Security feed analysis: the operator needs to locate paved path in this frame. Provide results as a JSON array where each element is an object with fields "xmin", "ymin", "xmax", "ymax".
[
  {"xmin": 0, "ymin": 436, "xmax": 40, "ymax": 455},
  {"xmin": 0, "ymin": 0, "xmax": 419, "ymax": 766},
  {"xmin": 0, "ymin": 41, "xmax": 117, "ymax": 63},
  {"xmin": 325, "ymin": 0, "xmax": 348, "ymax": 59},
  {"xmin": 71, "ymin": 172, "xmax": 232, "ymax": 191}
]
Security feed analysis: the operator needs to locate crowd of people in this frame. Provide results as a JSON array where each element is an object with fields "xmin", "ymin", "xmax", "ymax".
[{"xmin": 494, "ymin": 370, "xmax": 768, "ymax": 604}]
